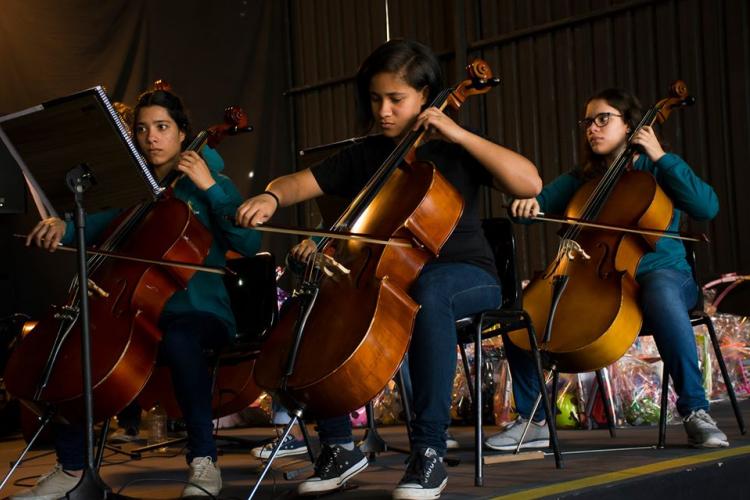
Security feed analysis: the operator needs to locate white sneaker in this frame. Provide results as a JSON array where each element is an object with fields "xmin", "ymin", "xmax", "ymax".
[
  {"xmin": 683, "ymin": 409, "xmax": 729, "ymax": 448},
  {"xmin": 484, "ymin": 416, "xmax": 550, "ymax": 451},
  {"xmin": 9, "ymin": 464, "xmax": 80, "ymax": 500},
  {"xmin": 182, "ymin": 456, "xmax": 222, "ymax": 497},
  {"xmin": 445, "ymin": 430, "xmax": 459, "ymax": 450}
]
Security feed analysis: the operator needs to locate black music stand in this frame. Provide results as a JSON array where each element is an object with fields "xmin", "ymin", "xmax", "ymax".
[{"xmin": 0, "ymin": 87, "xmax": 160, "ymax": 499}]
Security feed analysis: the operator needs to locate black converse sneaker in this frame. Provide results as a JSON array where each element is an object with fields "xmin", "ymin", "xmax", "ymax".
[
  {"xmin": 297, "ymin": 443, "xmax": 369, "ymax": 495},
  {"xmin": 392, "ymin": 447, "xmax": 448, "ymax": 500}
]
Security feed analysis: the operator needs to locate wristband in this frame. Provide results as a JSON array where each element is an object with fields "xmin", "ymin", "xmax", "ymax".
[{"xmin": 262, "ymin": 190, "xmax": 280, "ymax": 208}]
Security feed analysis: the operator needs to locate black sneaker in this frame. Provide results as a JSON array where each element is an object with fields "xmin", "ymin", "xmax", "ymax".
[
  {"xmin": 392, "ymin": 447, "xmax": 448, "ymax": 499},
  {"xmin": 297, "ymin": 444, "xmax": 368, "ymax": 495},
  {"xmin": 251, "ymin": 433, "xmax": 308, "ymax": 459}
]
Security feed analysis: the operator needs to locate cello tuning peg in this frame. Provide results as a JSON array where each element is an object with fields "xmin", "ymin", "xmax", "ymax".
[{"xmin": 680, "ymin": 96, "xmax": 696, "ymax": 107}]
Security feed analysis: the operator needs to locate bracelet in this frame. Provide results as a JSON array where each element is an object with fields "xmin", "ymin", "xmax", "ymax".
[{"xmin": 261, "ymin": 190, "xmax": 280, "ymax": 208}]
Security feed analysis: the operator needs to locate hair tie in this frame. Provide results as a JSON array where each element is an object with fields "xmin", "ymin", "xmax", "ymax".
[{"xmin": 262, "ymin": 190, "xmax": 280, "ymax": 208}]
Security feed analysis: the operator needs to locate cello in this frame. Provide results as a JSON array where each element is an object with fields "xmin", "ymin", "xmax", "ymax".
[
  {"xmin": 507, "ymin": 81, "xmax": 696, "ymax": 373},
  {"xmin": 254, "ymin": 60, "xmax": 500, "ymax": 418},
  {"xmin": 4, "ymin": 105, "xmax": 252, "ymax": 424}
]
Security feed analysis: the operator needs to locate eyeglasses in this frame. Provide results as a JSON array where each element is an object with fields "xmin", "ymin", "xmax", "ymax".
[{"xmin": 577, "ymin": 112, "xmax": 623, "ymax": 130}]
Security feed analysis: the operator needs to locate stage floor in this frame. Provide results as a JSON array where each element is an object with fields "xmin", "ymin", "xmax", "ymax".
[{"xmin": 1, "ymin": 399, "xmax": 748, "ymax": 499}]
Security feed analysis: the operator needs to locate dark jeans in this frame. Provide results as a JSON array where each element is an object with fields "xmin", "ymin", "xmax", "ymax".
[
  {"xmin": 505, "ymin": 268, "xmax": 708, "ymax": 421},
  {"xmin": 54, "ymin": 311, "xmax": 230, "ymax": 469},
  {"xmin": 317, "ymin": 262, "xmax": 502, "ymax": 456}
]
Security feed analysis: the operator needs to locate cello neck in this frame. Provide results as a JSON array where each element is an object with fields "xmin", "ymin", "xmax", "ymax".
[{"xmin": 331, "ymin": 87, "xmax": 454, "ymax": 234}]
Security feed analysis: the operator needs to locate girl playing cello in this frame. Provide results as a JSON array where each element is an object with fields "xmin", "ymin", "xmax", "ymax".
[
  {"xmin": 16, "ymin": 88, "xmax": 260, "ymax": 499},
  {"xmin": 486, "ymin": 88, "xmax": 726, "ymax": 451},
  {"xmin": 236, "ymin": 39, "xmax": 541, "ymax": 499}
]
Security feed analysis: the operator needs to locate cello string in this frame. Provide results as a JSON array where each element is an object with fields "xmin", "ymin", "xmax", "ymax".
[
  {"xmin": 302, "ymin": 88, "xmax": 453, "ymax": 288},
  {"xmin": 333, "ymin": 88, "xmax": 452, "ymax": 231},
  {"xmin": 85, "ymin": 131, "xmax": 210, "ymax": 277},
  {"xmin": 566, "ymin": 106, "xmax": 654, "ymax": 240},
  {"xmin": 560, "ymin": 105, "xmax": 659, "ymax": 244},
  {"xmin": 571, "ymin": 105, "xmax": 657, "ymax": 231}
]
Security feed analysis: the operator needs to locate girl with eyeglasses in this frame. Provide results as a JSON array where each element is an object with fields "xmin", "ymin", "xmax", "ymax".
[{"xmin": 486, "ymin": 88, "xmax": 726, "ymax": 451}]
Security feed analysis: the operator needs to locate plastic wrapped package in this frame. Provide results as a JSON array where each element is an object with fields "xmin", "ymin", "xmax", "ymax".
[
  {"xmin": 373, "ymin": 380, "xmax": 403, "ymax": 425},
  {"xmin": 450, "ymin": 344, "xmax": 507, "ymax": 425},
  {"xmin": 700, "ymin": 314, "xmax": 750, "ymax": 401},
  {"xmin": 608, "ymin": 352, "xmax": 677, "ymax": 426}
]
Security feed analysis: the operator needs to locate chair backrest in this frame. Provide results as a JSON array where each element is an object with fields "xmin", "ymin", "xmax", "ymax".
[
  {"xmin": 481, "ymin": 217, "xmax": 522, "ymax": 311},
  {"xmin": 682, "ymin": 239, "xmax": 704, "ymax": 314},
  {"xmin": 223, "ymin": 252, "xmax": 279, "ymax": 346}
]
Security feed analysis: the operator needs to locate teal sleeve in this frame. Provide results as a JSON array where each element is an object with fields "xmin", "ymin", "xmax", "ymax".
[
  {"xmin": 61, "ymin": 208, "xmax": 123, "ymax": 246},
  {"xmin": 204, "ymin": 175, "xmax": 261, "ymax": 257},
  {"xmin": 648, "ymin": 153, "xmax": 719, "ymax": 221},
  {"xmin": 513, "ymin": 171, "xmax": 583, "ymax": 225}
]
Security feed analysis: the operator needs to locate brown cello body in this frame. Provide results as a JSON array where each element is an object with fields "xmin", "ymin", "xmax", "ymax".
[
  {"xmin": 255, "ymin": 161, "xmax": 463, "ymax": 418},
  {"xmin": 4, "ymin": 197, "xmax": 212, "ymax": 422},
  {"xmin": 507, "ymin": 170, "xmax": 673, "ymax": 372},
  {"xmin": 4, "ymin": 103, "xmax": 253, "ymax": 424}
]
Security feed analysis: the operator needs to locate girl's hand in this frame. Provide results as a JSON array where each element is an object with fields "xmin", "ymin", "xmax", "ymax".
[
  {"xmin": 176, "ymin": 151, "xmax": 216, "ymax": 191},
  {"xmin": 290, "ymin": 238, "xmax": 317, "ymax": 263},
  {"xmin": 630, "ymin": 125, "xmax": 666, "ymax": 163},
  {"xmin": 413, "ymin": 108, "xmax": 467, "ymax": 144},
  {"xmin": 26, "ymin": 217, "xmax": 66, "ymax": 251},
  {"xmin": 510, "ymin": 198, "xmax": 540, "ymax": 219},
  {"xmin": 236, "ymin": 193, "xmax": 278, "ymax": 227}
]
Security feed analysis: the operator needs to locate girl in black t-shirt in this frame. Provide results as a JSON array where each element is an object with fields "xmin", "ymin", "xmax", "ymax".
[{"xmin": 237, "ymin": 39, "xmax": 541, "ymax": 499}]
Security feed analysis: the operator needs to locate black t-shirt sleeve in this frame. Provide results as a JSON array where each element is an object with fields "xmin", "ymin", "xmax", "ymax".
[{"xmin": 309, "ymin": 144, "xmax": 371, "ymax": 198}]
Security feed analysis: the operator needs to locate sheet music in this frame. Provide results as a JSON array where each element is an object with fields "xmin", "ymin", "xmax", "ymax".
[{"xmin": 0, "ymin": 86, "xmax": 164, "ymax": 215}]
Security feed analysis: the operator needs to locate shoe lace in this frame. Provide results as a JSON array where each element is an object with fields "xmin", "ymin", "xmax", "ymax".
[
  {"xmin": 191, "ymin": 457, "xmax": 215, "ymax": 480},
  {"xmin": 315, "ymin": 445, "xmax": 342, "ymax": 475},
  {"xmin": 402, "ymin": 450, "xmax": 436, "ymax": 485},
  {"xmin": 38, "ymin": 464, "xmax": 64, "ymax": 483},
  {"xmin": 686, "ymin": 409, "xmax": 717, "ymax": 426},
  {"xmin": 263, "ymin": 433, "xmax": 291, "ymax": 453}
]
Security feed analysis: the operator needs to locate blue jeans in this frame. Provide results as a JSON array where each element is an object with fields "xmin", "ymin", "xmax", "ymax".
[
  {"xmin": 54, "ymin": 311, "xmax": 230, "ymax": 469},
  {"xmin": 505, "ymin": 268, "xmax": 708, "ymax": 421},
  {"xmin": 317, "ymin": 262, "xmax": 501, "ymax": 456}
]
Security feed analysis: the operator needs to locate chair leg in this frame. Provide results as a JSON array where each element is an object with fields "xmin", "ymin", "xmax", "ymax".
[
  {"xmin": 298, "ymin": 417, "xmax": 316, "ymax": 463},
  {"xmin": 658, "ymin": 366, "xmax": 670, "ymax": 448},
  {"xmin": 526, "ymin": 316, "xmax": 563, "ymax": 469},
  {"xmin": 595, "ymin": 369, "xmax": 617, "ymax": 438},
  {"xmin": 551, "ymin": 369, "xmax": 560, "ymax": 424},
  {"xmin": 395, "ymin": 361, "xmax": 414, "ymax": 441},
  {"xmin": 474, "ymin": 320, "xmax": 483, "ymax": 486},
  {"xmin": 95, "ymin": 418, "xmax": 110, "ymax": 470},
  {"xmin": 702, "ymin": 317, "xmax": 747, "ymax": 435}
]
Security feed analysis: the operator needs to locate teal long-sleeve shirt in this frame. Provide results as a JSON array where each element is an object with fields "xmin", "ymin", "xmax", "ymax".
[
  {"xmin": 61, "ymin": 147, "xmax": 261, "ymax": 334},
  {"xmin": 523, "ymin": 153, "xmax": 719, "ymax": 277}
]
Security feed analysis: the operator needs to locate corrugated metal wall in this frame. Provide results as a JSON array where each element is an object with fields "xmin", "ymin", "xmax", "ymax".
[{"xmin": 285, "ymin": 0, "xmax": 750, "ymax": 282}]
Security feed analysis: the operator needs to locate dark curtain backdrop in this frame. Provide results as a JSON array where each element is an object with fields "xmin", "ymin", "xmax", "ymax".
[
  {"xmin": 2, "ymin": 0, "xmax": 749, "ymax": 319},
  {"xmin": 285, "ymin": 0, "xmax": 750, "ymax": 291},
  {"xmin": 0, "ymin": 0, "xmax": 293, "ymax": 317}
]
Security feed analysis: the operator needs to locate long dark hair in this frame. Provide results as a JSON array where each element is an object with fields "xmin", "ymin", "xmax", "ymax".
[
  {"xmin": 355, "ymin": 39, "xmax": 443, "ymax": 132},
  {"xmin": 577, "ymin": 88, "xmax": 643, "ymax": 179},
  {"xmin": 133, "ymin": 89, "xmax": 192, "ymax": 152}
]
